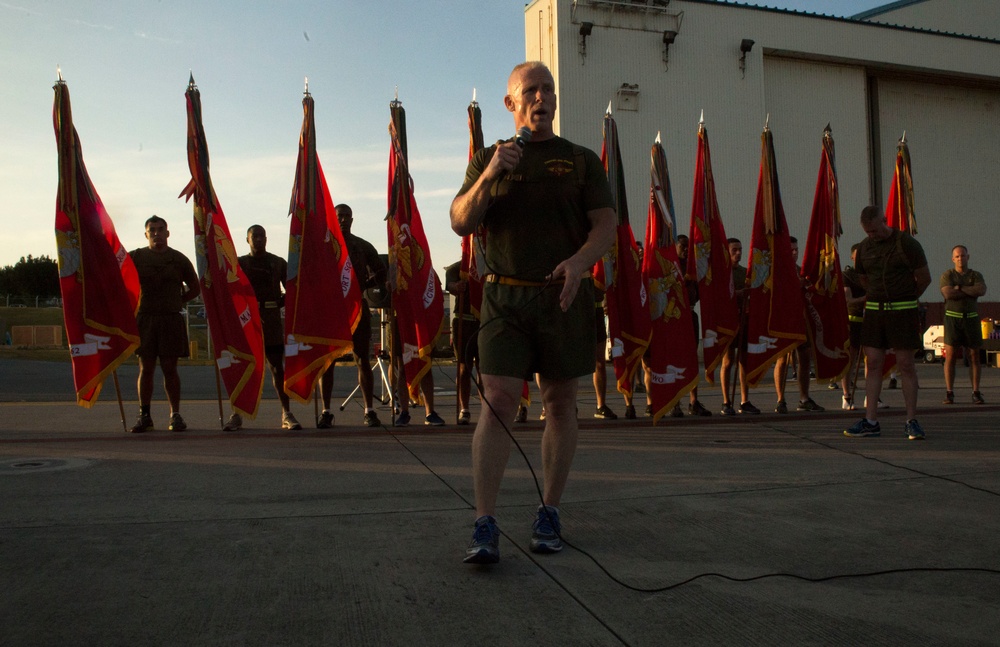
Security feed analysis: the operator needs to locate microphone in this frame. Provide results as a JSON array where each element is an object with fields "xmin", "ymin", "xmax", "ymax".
[{"xmin": 514, "ymin": 126, "xmax": 532, "ymax": 148}]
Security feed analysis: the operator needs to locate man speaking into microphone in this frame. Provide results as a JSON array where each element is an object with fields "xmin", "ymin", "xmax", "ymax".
[{"xmin": 450, "ymin": 61, "xmax": 616, "ymax": 564}]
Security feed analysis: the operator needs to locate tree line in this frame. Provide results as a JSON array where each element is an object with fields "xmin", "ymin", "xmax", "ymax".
[{"xmin": 0, "ymin": 255, "xmax": 60, "ymax": 300}]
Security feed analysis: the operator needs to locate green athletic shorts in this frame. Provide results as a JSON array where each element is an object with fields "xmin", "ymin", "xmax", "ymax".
[
  {"xmin": 136, "ymin": 312, "xmax": 190, "ymax": 359},
  {"xmin": 478, "ymin": 280, "xmax": 596, "ymax": 381},
  {"xmin": 944, "ymin": 313, "xmax": 982, "ymax": 349}
]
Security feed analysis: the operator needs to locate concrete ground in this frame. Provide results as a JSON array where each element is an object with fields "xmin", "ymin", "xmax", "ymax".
[{"xmin": 1, "ymin": 359, "xmax": 998, "ymax": 646}]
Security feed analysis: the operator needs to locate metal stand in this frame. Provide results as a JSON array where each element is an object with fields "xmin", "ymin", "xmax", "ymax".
[{"xmin": 339, "ymin": 309, "xmax": 393, "ymax": 410}]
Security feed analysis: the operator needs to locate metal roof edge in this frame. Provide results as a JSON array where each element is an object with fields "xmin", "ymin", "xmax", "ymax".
[
  {"xmin": 851, "ymin": 0, "xmax": 930, "ymax": 21},
  {"xmin": 675, "ymin": 0, "xmax": 1000, "ymax": 45}
]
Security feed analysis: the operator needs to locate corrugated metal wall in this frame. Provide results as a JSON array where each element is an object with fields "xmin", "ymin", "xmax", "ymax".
[
  {"xmin": 762, "ymin": 57, "xmax": 869, "ymax": 242},
  {"xmin": 875, "ymin": 76, "xmax": 1000, "ymax": 281}
]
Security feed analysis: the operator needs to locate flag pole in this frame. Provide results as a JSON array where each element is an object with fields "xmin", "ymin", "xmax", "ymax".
[
  {"xmin": 314, "ymin": 384, "xmax": 320, "ymax": 427},
  {"xmin": 454, "ymin": 291, "xmax": 464, "ymax": 424},
  {"xmin": 208, "ymin": 323, "xmax": 224, "ymax": 428},
  {"xmin": 112, "ymin": 369, "xmax": 127, "ymax": 433}
]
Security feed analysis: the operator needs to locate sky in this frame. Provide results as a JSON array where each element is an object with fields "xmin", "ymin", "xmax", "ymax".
[{"xmin": 0, "ymin": 0, "xmax": 887, "ymax": 275}]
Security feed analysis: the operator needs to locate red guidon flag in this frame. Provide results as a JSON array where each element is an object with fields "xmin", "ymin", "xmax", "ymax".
[
  {"xmin": 283, "ymin": 88, "xmax": 362, "ymax": 402},
  {"xmin": 801, "ymin": 126, "xmax": 850, "ymax": 384},
  {"xmin": 742, "ymin": 123, "xmax": 806, "ymax": 386},
  {"xmin": 880, "ymin": 133, "xmax": 918, "ymax": 378},
  {"xmin": 387, "ymin": 100, "xmax": 444, "ymax": 402},
  {"xmin": 179, "ymin": 76, "xmax": 265, "ymax": 419},
  {"xmin": 594, "ymin": 109, "xmax": 651, "ymax": 399},
  {"xmin": 53, "ymin": 77, "xmax": 140, "ymax": 407},
  {"xmin": 460, "ymin": 99, "xmax": 485, "ymax": 318},
  {"xmin": 644, "ymin": 133, "xmax": 699, "ymax": 423},
  {"xmin": 885, "ymin": 133, "xmax": 917, "ymax": 235},
  {"xmin": 687, "ymin": 121, "xmax": 738, "ymax": 383}
]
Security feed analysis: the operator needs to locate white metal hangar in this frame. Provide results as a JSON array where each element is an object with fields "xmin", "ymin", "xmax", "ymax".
[{"xmin": 522, "ymin": 0, "xmax": 1000, "ymax": 303}]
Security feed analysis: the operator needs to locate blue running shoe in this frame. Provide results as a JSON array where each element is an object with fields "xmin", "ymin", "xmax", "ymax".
[
  {"xmin": 530, "ymin": 505, "xmax": 563, "ymax": 554},
  {"xmin": 425, "ymin": 411, "xmax": 445, "ymax": 426},
  {"xmin": 844, "ymin": 418, "xmax": 881, "ymax": 437},
  {"xmin": 905, "ymin": 419, "xmax": 925, "ymax": 440},
  {"xmin": 394, "ymin": 410, "xmax": 410, "ymax": 427},
  {"xmin": 464, "ymin": 515, "xmax": 500, "ymax": 564}
]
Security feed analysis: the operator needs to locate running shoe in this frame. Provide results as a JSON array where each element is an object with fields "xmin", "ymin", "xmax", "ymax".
[
  {"xmin": 624, "ymin": 404, "xmax": 637, "ymax": 419},
  {"xmin": 644, "ymin": 404, "xmax": 653, "ymax": 417},
  {"xmin": 458, "ymin": 410, "xmax": 471, "ymax": 425},
  {"xmin": 973, "ymin": 391, "xmax": 986, "ymax": 405},
  {"xmin": 797, "ymin": 398, "xmax": 825, "ymax": 412},
  {"xmin": 905, "ymin": 418, "xmax": 925, "ymax": 440},
  {"xmin": 887, "ymin": 377, "xmax": 898, "ymax": 389},
  {"xmin": 844, "ymin": 418, "xmax": 881, "ymax": 437},
  {"xmin": 168, "ymin": 413, "xmax": 187, "ymax": 432},
  {"xmin": 223, "ymin": 413, "xmax": 242, "ymax": 431},
  {"xmin": 282, "ymin": 412, "xmax": 302, "ymax": 430},
  {"xmin": 425, "ymin": 411, "xmax": 445, "ymax": 426},
  {"xmin": 539, "ymin": 408, "xmax": 546, "ymax": 421},
  {"xmin": 514, "ymin": 405, "xmax": 527, "ymax": 423},
  {"xmin": 775, "ymin": 400, "xmax": 788, "ymax": 414},
  {"xmin": 943, "ymin": 391, "xmax": 954, "ymax": 405},
  {"xmin": 827, "ymin": 382, "xmax": 839, "ymax": 390},
  {"xmin": 317, "ymin": 411, "xmax": 334, "ymax": 428},
  {"xmin": 594, "ymin": 405, "xmax": 618, "ymax": 420},
  {"xmin": 464, "ymin": 515, "xmax": 500, "ymax": 564},
  {"xmin": 721, "ymin": 403, "xmax": 736, "ymax": 416},
  {"xmin": 130, "ymin": 414, "xmax": 154, "ymax": 434},
  {"xmin": 530, "ymin": 505, "xmax": 563, "ymax": 554},
  {"xmin": 394, "ymin": 410, "xmax": 411, "ymax": 427},
  {"xmin": 363, "ymin": 410, "xmax": 381, "ymax": 428},
  {"xmin": 688, "ymin": 400, "xmax": 712, "ymax": 417},
  {"xmin": 739, "ymin": 401, "xmax": 761, "ymax": 415},
  {"xmin": 670, "ymin": 404, "xmax": 684, "ymax": 418}
]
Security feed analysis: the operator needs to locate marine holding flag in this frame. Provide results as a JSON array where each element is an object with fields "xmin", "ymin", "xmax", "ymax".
[
  {"xmin": 129, "ymin": 216, "xmax": 201, "ymax": 433},
  {"xmin": 451, "ymin": 61, "xmax": 615, "ymax": 565}
]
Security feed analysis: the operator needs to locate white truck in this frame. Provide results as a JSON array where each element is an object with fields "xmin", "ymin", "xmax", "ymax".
[{"xmin": 922, "ymin": 325, "xmax": 945, "ymax": 363}]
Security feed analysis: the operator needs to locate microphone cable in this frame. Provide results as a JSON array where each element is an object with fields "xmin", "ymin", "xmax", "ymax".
[{"xmin": 413, "ymin": 279, "xmax": 1000, "ymax": 593}]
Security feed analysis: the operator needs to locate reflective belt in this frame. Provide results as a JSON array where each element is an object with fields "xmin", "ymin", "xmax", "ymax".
[
  {"xmin": 261, "ymin": 301, "xmax": 280, "ymax": 309},
  {"xmin": 945, "ymin": 310, "xmax": 979, "ymax": 319},
  {"xmin": 484, "ymin": 272, "xmax": 591, "ymax": 287},
  {"xmin": 848, "ymin": 315, "xmax": 864, "ymax": 323},
  {"xmin": 865, "ymin": 300, "xmax": 918, "ymax": 311}
]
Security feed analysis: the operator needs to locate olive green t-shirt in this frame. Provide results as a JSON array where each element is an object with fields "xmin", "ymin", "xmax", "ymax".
[
  {"xmin": 842, "ymin": 265, "xmax": 865, "ymax": 317},
  {"xmin": 130, "ymin": 247, "xmax": 198, "ymax": 315},
  {"xmin": 854, "ymin": 230, "xmax": 927, "ymax": 302},
  {"xmin": 940, "ymin": 268, "xmax": 984, "ymax": 314},
  {"xmin": 732, "ymin": 263, "xmax": 747, "ymax": 292},
  {"xmin": 457, "ymin": 136, "xmax": 614, "ymax": 282}
]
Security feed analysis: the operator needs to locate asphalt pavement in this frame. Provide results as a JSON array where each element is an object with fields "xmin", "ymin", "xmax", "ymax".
[{"xmin": 1, "ymin": 358, "xmax": 999, "ymax": 646}]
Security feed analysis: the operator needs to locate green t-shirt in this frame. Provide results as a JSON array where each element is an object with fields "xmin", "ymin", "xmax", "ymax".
[
  {"xmin": 842, "ymin": 265, "xmax": 865, "ymax": 317},
  {"xmin": 130, "ymin": 247, "xmax": 198, "ymax": 315},
  {"xmin": 457, "ymin": 136, "xmax": 614, "ymax": 282},
  {"xmin": 732, "ymin": 263, "xmax": 746, "ymax": 292},
  {"xmin": 854, "ymin": 230, "xmax": 927, "ymax": 302},
  {"xmin": 940, "ymin": 268, "xmax": 984, "ymax": 314}
]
